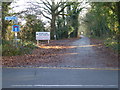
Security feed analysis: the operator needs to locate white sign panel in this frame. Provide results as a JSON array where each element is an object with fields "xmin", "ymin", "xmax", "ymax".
[{"xmin": 36, "ymin": 32, "xmax": 50, "ymax": 40}]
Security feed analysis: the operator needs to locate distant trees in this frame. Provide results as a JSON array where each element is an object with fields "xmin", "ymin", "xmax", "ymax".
[
  {"xmin": 29, "ymin": 0, "xmax": 83, "ymax": 39},
  {"xmin": 116, "ymin": 2, "xmax": 120, "ymax": 54},
  {"xmin": 83, "ymin": 2, "xmax": 120, "ymax": 53},
  {"xmin": 20, "ymin": 14, "xmax": 45, "ymax": 41},
  {"xmin": 4, "ymin": 1, "xmax": 119, "ymax": 41},
  {"xmin": 2, "ymin": 1, "xmax": 84, "ymax": 40},
  {"xmin": 31, "ymin": 0, "xmax": 73, "ymax": 39},
  {"xmin": 84, "ymin": 2, "xmax": 119, "ymax": 38},
  {"xmin": 66, "ymin": 2, "xmax": 83, "ymax": 37},
  {"xmin": 2, "ymin": 2, "xmax": 45, "ymax": 42},
  {"xmin": 2, "ymin": 1, "xmax": 120, "ymax": 56},
  {"xmin": 55, "ymin": 2, "xmax": 84, "ymax": 39},
  {"xmin": 116, "ymin": 2, "xmax": 120, "ymax": 28}
]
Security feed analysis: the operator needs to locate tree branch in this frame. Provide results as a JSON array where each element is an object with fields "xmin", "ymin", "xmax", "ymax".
[
  {"xmin": 42, "ymin": 10, "xmax": 51, "ymax": 15},
  {"xmin": 59, "ymin": 13, "xmax": 68, "ymax": 16},
  {"xmin": 41, "ymin": 0, "xmax": 52, "ymax": 11},
  {"xmin": 54, "ymin": 2, "xmax": 66, "ymax": 11},
  {"xmin": 56, "ymin": 2, "xmax": 74, "ymax": 16},
  {"xmin": 14, "ymin": 10, "xmax": 28, "ymax": 15},
  {"xmin": 40, "ymin": 11, "xmax": 52, "ymax": 20}
]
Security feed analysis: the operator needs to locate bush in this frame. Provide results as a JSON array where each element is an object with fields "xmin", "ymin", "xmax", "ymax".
[
  {"xmin": 104, "ymin": 38, "xmax": 118, "ymax": 52},
  {"xmin": 2, "ymin": 39, "xmax": 36, "ymax": 56}
]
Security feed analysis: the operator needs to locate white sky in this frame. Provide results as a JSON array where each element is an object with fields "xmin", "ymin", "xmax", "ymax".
[{"xmin": 10, "ymin": 0, "xmax": 91, "ymax": 25}]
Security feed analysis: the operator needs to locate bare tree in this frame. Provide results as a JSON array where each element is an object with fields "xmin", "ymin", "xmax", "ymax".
[{"xmin": 28, "ymin": 0, "xmax": 73, "ymax": 39}]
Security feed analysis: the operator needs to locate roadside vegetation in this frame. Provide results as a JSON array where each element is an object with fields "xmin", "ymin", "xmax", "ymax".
[
  {"xmin": 2, "ymin": 40, "xmax": 36, "ymax": 56},
  {"xmin": 1, "ymin": 1, "xmax": 120, "ymax": 56},
  {"xmin": 84, "ymin": 2, "xmax": 120, "ymax": 54}
]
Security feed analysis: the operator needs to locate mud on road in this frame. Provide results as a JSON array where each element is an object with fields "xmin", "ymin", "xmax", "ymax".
[{"xmin": 2, "ymin": 36, "xmax": 118, "ymax": 68}]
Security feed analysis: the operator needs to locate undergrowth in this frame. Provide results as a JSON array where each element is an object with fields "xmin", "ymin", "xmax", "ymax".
[{"xmin": 2, "ymin": 39, "xmax": 36, "ymax": 56}]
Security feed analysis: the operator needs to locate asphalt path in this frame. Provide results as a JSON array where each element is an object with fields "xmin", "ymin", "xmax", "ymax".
[
  {"xmin": 57, "ymin": 35, "xmax": 118, "ymax": 68},
  {"xmin": 2, "ymin": 67, "xmax": 118, "ymax": 88}
]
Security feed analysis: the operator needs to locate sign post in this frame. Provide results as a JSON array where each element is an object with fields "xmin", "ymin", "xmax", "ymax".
[
  {"xmin": 5, "ymin": 16, "xmax": 19, "ymax": 47},
  {"xmin": 37, "ymin": 40, "xmax": 39, "ymax": 46},
  {"xmin": 36, "ymin": 32, "xmax": 50, "ymax": 45},
  {"xmin": 15, "ymin": 32, "xmax": 17, "ymax": 47},
  {"xmin": 54, "ymin": 35, "xmax": 56, "ymax": 40},
  {"xmin": 12, "ymin": 25, "xmax": 20, "ymax": 47},
  {"xmin": 48, "ymin": 40, "xmax": 50, "ymax": 44}
]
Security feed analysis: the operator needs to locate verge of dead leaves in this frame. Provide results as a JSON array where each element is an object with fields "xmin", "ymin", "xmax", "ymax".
[
  {"xmin": 2, "ymin": 38, "xmax": 79, "ymax": 67},
  {"xmin": 90, "ymin": 38, "xmax": 118, "ymax": 67}
]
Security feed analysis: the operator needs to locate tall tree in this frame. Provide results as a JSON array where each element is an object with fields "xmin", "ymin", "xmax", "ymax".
[
  {"xmin": 29, "ymin": 0, "xmax": 73, "ymax": 39},
  {"xmin": 2, "ymin": 2, "xmax": 12, "ymax": 40},
  {"xmin": 84, "ymin": 2, "xmax": 118, "ymax": 38},
  {"xmin": 20, "ymin": 14, "xmax": 45, "ymax": 41},
  {"xmin": 66, "ymin": 2, "xmax": 83, "ymax": 37}
]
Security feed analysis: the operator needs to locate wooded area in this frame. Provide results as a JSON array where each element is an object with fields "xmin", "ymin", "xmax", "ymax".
[
  {"xmin": 84, "ymin": 2, "xmax": 120, "ymax": 54},
  {"xmin": 1, "ymin": 0, "xmax": 120, "ymax": 56}
]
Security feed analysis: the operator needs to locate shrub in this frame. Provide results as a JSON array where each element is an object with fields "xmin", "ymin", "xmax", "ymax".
[
  {"xmin": 2, "ymin": 39, "xmax": 36, "ymax": 56},
  {"xmin": 104, "ymin": 38, "xmax": 118, "ymax": 52}
]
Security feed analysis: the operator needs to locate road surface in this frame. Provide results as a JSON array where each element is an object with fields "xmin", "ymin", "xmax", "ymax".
[
  {"xmin": 57, "ymin": 35, "xmax": 118, "ymax": 68},
  {"xmin": 2, "ymin": 36, "xmax": 119, "ymax": 88},
  {"xmin": 2, "ymin": 67, "xmax": 118, "ymax": 88}
]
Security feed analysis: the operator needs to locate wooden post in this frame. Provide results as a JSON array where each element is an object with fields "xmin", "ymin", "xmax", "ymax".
[
  {"xmin": 37, "ymin": 40, "xmax": 39, "ymax": 46},
  {"xmin": 14, "ymin": 16, "xmax": 18, "ymax": 48},
  {"xmin": 15, "ymin": 32, "xmax": 17, "ymax": 47},
  {"xmin": 48, "ymin": 40, "xmax": 50, "ymax": 44}
]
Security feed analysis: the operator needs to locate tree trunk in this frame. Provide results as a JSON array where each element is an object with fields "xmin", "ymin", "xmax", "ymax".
[
  {"xmin": 2, "ymin": 2, "xmax": 11, "ymax": 40},
  {"xmin": 116, "ymin": 2, "xmax": 120, "ymax": 26},
  {"xmin": 51, "ymin": 14, "xmax": 56, "ymax": 39},
  {"xmin": 116, "ymin": 2, "xmax": 120, "ymax": 56}
]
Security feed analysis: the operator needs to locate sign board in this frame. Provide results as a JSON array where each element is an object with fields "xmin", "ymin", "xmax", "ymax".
[
  {"xmin": 36, "ymin": 32, "xmax": 50, "ymax": 40},
  {"xmin": 12, "ymin": 25, "xmax": 20, "ymax": 32},
  {"xmin": 5, "ymin": 16, "xmax": 17, "ymax": 20}
]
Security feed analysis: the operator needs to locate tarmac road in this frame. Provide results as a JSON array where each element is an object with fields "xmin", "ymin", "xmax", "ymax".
[
  {"xmin": 2, "ymin": 67, "xmax": 118, "ymax": 88},
  {"xmin": 57, "ymin": 35, "xmax": 118, "ymax": 68}
]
